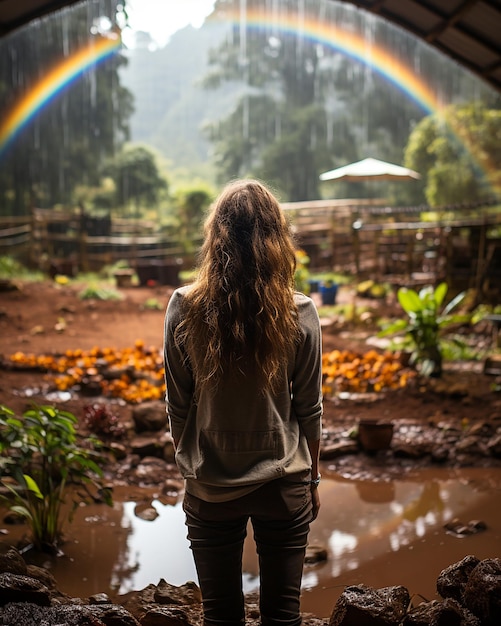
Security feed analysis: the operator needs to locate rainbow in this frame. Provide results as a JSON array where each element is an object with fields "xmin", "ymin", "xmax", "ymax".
[
  {"xmin": 220, "ymin": 6, "xmax": 442, "ymax": 113},
  {"xmin": 217, "ymin": 6, "xmax": 499, "ymax": 195},
  {"xmin": 0, "ymin": 34, "xmax": 121, "ymax": 157},
  {"xmin": 1, "ymin": 8, "xmax": 498, "ymax": 195}
]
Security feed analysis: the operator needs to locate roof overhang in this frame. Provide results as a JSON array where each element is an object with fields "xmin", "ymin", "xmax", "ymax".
[
  {"xmin": 335, "ymin": 0, "xmax": 501, "ymax": 94},
  {"xmin": 1, "ymin": 0, "xmax": 501, "ymax": 94},
  {"xmin": 0, "ymin": 0, "xmax": 83, "ymax": 37}
]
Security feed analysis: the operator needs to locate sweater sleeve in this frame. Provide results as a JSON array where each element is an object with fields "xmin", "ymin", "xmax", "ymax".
[
  {"xmin": 163, "ymin": 289, "xmax": 194, "ymax": 443},
  {"xmin": 292, "ymin": 295, "xmax": 323, "ymax": 442}
]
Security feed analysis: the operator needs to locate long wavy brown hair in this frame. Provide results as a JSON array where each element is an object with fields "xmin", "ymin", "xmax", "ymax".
[{"xmin": 175, "ymin": 179, "xmax": 300, "ymax": 393}]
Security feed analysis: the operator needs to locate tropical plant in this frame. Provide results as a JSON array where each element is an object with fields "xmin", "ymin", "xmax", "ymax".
[
  {"xmin": 0, "ymin": 404, "xmax": 112, "ymax": 552},
  {"xmin": 378, "ymin": 282, "xmax": 470, "ymax": 377}
]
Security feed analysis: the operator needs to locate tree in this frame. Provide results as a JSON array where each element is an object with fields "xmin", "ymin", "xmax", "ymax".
[
  {"xmin": 104, "ymin": 145, "xmax": 168, "ymax": 214},
  {"xmin": 202, "ymin": 0, "xmax": 435, "ymax": 202},
  {"xmin": 172, "ymin": 185, "xmax": 214, "ymax": 252},
  {"xmin": 0, "ymin": 0, "xmax": 133, "ymax": 214},
  {"xmin": 404, "ymin": 102, "xmax": 501, "ymax": 207},
  {"xmin": 203, "ymin": 0, "xmax": 333, "ymax": 201}
]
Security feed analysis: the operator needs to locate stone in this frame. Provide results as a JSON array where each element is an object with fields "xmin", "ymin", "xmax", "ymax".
[
  {"xmin": 436, "ymin": 555, "xmax": 480, "ymax": 602},
  {"xmin": 0, "ymin": 602, "xmax": 106, "ymax": 626},
  {"xmin": 153, "ymin": 580, "xmax": 202, "ymax": 606},
  {"xmin": 130, "ymin": 436, "xmax": 165, "ymax": 458},
  {"xmin": 392, "ymin": 443, "xmax": 429, "ymax": 459},
  {"xmin": 134, "ymin": 456, "xmax": 170, "ymax": 481},
  {"xmin": 402, "ymin": 597, "xmax": 480, "ymax": 625},
  {"xmin": 329, "ymin": 584, "xmax": 410, "ymax": 626},
  {"xmin": 487, "ymin": 433, "xmax": 501, "ymax": 457},
  {"xmin": 443, "ymin": 519, "xmax": 487, "ymax": 537},
  {"xmin": 140, "ymin": 605, "xmax": 194, "ymax": 626},
  {"xmin": 87, "ymin": 603, "xmax": 141, "ymax": 625},
  {"xmin": 0, "ymin": 547, "xmax": 27, "ymax": 575},
  {"xmin": 26, "ymin": 564, "xmax": 58, "ymax": 590},
  {"xmin": 463, "ymin": 558, "xmax": 501, "ymax": 626},
  {"xmin": 0, "ymin": 572, "xmax": 51, "ymax": 606},
  {"xmin": 132, "ymin": 401, "xmax": 168, "ymax": 433},
  {"xmin": 109, "ymin": 441, "xmax": 129, "ymax": 460},
  {"xmin": 455, "ymin": 436, "xmax": 484, "ymax": 455},
  {"xmin": 89, "ymin": 592, "xmax": 112, "ymax": 604},
  {"xmin": 134, "ymin": 502, "xmax": 159, "ymax": 521},
  {"xmin": 305, "ymin": 544, "xmax": 328, "ymax": 564},
  {"xmin": 320, "ymin": 441, "xmax": 359, "ymax": 459}
]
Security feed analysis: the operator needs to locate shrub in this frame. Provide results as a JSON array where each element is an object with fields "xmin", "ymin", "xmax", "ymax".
[{"xmin": 0, "ymin": 404, "xmax": 112, "ymax": 552}]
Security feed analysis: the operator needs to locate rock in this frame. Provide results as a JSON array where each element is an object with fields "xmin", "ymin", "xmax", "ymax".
[
  {"xmin": 153, "ymin": 580, "xmax": 202, "ymax": 605},
  {"xmin": 26, "ymin": 564, "xmax": 58, "ymax": 591},
  {"xmin": 329, "ymin": 584, "xmax": 410, "ymax": 626},
  {"xmin": 402, "ymin": 597, "xmax": 480, "ymax": 625},
  {"xmin": 444, "ymin": 519, "xmax": 487, "ymax": 537},
  {"xmin": 87, "ymin": 603, "xmax": 141, "ymax": 625},
  {"xmin": 430, "ymin": 447, "xmax": 449, "ymax": 463},
  {"xmin": 134, "ymin": 456, "xmax": 171, "ymax": 482},
  {"xmin": 140, "ymin": 605, "xmax": 194, "ymax": 626},
  {"xmin": 392, "ymin": 443, "xmax": 429, "ymax": 459},
  {"xmin": 134, "ymin": 502, "xmax": 159, "ymax": 521},
  {"xmin": 455, "ymin": 436, "xmax": 485, "ymax": 455},
  {"xmin": 0, "ymin": 572, "xmax": 51, "ymax": 606},
  {"xmin": 119, "ymin": 582, "xmax": 202, "ymax": 624},
  {"xmin": 132, "ymin": 401, "xmax": 168, "ymax": 433},
  {"xmin": 0, "ymin": 547, "xmax": 27, "ymax": 575},
  {"xmin": 436, "ymin": 555, "xmax": 480, "ymax": 602},
  {"xmin": 0, "ymin": 602, "xmax": 107, "ymax": 625},
  {"xmin": 467, "ymin": 421, "xmax": 495, "ymax": 437},
  {"xmin": 130, "ymin": 436, "xmax": 165, "ymax": 458},
  {"xmin": 162, "ymin": 478, "xmax": 184, "ymax": 496},
  {"xmin": 89, "ymin": 592, "xmax": 112, "ymax": 603},
  {"xmin": 109, "ymin": 441, "xmax": 129, "ymax": 460},
  {"xmin": 487, "ymin": 433, "xmax": 501, "ymax": 457},
  {"xmin": 320, "ymin": 441, "xmax": 359, "ymax": 459},
  {"xmin": 305, "ymin": 544, "xmax": 328, "ymax": 564},
  {"xmin": 463, "ymin": 558, "xmax": 501, "ymax": 626}
]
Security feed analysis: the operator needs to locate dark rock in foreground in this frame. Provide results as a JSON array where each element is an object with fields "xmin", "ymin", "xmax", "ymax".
[{"xmin": 1, "ymin": 548, "xmax": 500, "ymax": 625}]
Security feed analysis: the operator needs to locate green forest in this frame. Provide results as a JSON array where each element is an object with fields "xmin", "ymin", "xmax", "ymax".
[{"xmin": 1, "ymin": 0, "xmax": 500, "ymax": 222}]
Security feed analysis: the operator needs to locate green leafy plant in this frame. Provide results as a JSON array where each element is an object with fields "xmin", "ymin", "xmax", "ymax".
[
  {"xmin": 0, "ymin": 404, "xmax": 112, "ymax": 552},
  {"xmin": 143, "ymin": 297, "xmax": 162, "ymax": 310},
  {"xmin": 78, "ymin": 283, "xmax": 123, "ymax": 300},
  {"xmin": 378, "ymin": 282, "xmax": 470, "ymax": 377}
]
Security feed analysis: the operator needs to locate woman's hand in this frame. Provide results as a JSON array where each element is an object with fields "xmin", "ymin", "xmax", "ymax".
[{"xmin": 310, "ymin": 484, "xmax": 320, "ymax": 520}]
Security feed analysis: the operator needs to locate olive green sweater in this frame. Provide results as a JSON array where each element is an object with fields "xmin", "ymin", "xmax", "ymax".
[{"xmin": 163, "ymin": 286, "xmax": 323, "ymax": 502}]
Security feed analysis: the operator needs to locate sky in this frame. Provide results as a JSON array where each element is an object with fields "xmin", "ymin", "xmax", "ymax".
[{"xmin": 123, "ymin": 0, "xmax": 216, "ymax": 47}]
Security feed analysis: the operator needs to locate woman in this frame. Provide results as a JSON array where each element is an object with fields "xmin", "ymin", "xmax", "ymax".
[{"xmin": 164, "ymin": 179, "xmax": 323, "ymax": 626}]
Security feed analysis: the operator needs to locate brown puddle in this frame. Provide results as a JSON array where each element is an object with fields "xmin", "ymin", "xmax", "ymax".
[{"xmin": 1, "ymin": 467, "xmax": 500, "ymax": 619}]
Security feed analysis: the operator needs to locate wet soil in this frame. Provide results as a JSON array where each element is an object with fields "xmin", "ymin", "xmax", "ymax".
[
  {"xmin": 1, "ymin": 278, "xmax": 500, "ymax": 485},
  {"xmin": 1, "ymin": 278, "xmax": 501, "ymax": 622}
]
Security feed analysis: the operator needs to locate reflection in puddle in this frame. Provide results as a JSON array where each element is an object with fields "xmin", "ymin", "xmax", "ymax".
[{"xmin": 1, "ymin": 468, "xmax": 500, "ymax": 618}]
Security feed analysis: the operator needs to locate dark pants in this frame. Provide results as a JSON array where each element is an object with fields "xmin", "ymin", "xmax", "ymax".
[{"xmin": 183, "ymin": 475, "xmax": 313, "ymax": 626}]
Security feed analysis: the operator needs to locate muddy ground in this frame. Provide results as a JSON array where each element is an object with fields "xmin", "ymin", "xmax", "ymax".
[{"xmin": 1, "ymin": 278, "xmax": 500, "ymax": 485}]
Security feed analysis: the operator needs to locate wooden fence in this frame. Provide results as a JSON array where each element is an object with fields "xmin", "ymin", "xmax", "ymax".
[{"xmin": 1, "ymin": 201, "xmax": 500, "ymax": 297}]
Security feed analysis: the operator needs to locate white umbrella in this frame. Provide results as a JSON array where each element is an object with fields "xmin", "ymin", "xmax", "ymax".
[{"xmin": 319, "ymin": 157, "xmax": 421, "ymax": 182}]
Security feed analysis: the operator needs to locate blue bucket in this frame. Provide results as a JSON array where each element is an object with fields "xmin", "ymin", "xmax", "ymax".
[{"xmin": 320, "ymin": 282, "xmax": 338, "ymax": 305}]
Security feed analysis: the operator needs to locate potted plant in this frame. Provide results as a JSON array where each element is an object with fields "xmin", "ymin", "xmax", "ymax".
[
  {"xmin": 378, "ymin": 282, "xmax": 469, "ymax": 377},
  {"xmin": 357, "ymin": 419, "xmax": 394, "ymax": 453}
]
